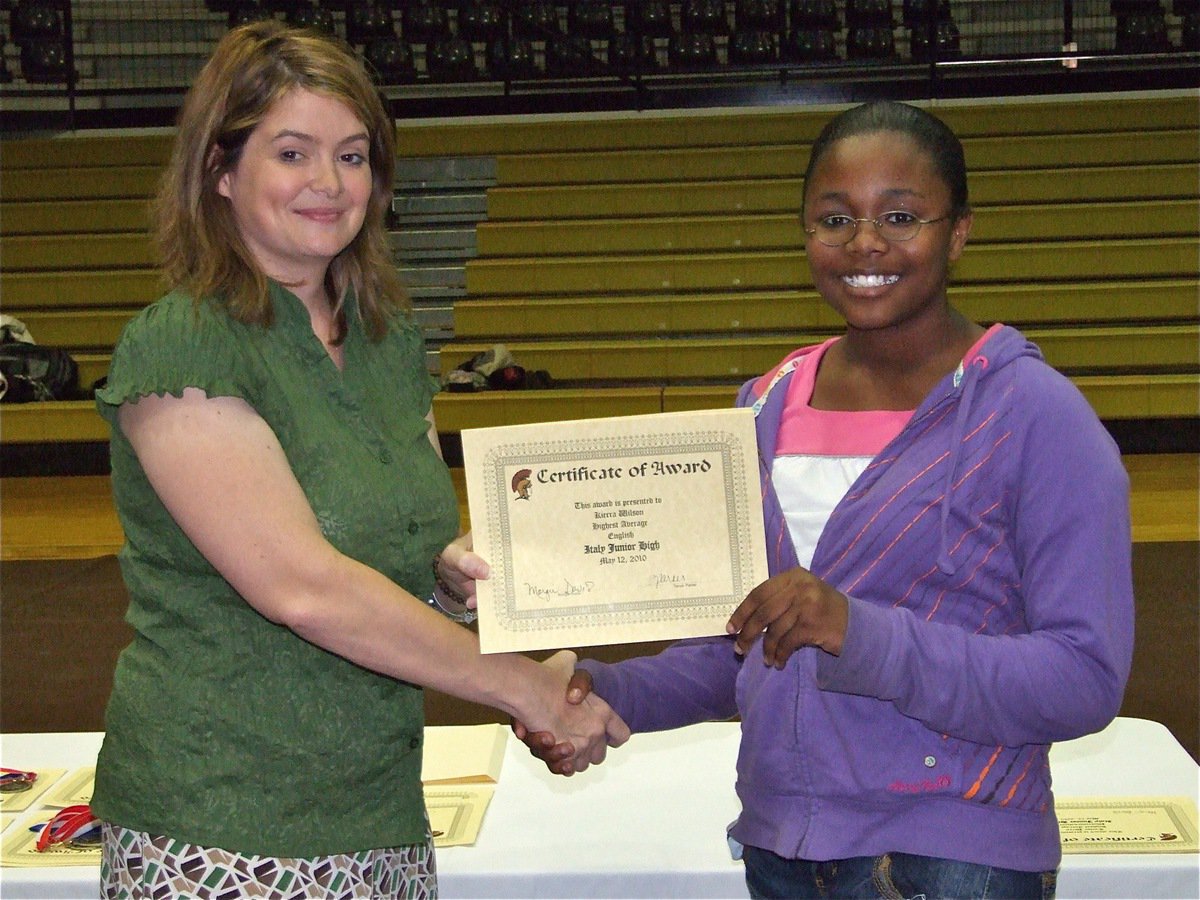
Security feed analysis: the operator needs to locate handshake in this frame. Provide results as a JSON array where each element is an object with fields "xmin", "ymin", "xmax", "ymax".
[
  {"xmin": 439, "ymin": 531, "xmax": 850, "ymax": 777},
  {"xmin": 513, "ymin": 650, "xmax": 625, "ymax": 776},
  {"xmin": 434, "ymin": 537, "xmax": 627, "ymax": 775}
]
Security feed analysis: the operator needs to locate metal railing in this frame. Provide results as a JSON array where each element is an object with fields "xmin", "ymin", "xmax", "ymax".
[{"xmin": 2, "ymin": 1, "xmax": 1197, "ymax": 130}]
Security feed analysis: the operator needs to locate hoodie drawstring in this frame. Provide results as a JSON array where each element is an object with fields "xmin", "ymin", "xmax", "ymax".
[{"xmin": 938, "ymin": 356, "xmax": 987, "ymax": 574}]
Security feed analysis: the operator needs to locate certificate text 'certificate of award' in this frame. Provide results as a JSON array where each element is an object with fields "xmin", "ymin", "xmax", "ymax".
[{"xmin": 463, "ymin": 408, "xmax": 768, "ymax": 654}]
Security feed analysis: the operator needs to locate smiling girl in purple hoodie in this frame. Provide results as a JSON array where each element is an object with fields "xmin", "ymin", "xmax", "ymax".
[{"xmin": 519, "ymin": 101, "xmax": 1134, "ymax": 900}]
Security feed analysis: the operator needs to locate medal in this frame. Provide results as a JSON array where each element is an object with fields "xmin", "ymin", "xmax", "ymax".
[
  {"xmin": 0, "ymin": 767, "xmax": 37, "ymax": 793},
  {"xmin": 35, "ymin": 804, "xmax": 102, "ymax": 852},
  {"xmin": 66, "ymin": 830, "xmax": 103, "ymax": 849}
]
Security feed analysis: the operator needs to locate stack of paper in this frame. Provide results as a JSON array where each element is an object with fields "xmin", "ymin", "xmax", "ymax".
[
  {"xmin": 1057, "ymin": 797, "xmax": 1199, "ymax": 854},
  {"xmin": 421, "ymin": 724, "xmax": 507, "ymax": 847}
]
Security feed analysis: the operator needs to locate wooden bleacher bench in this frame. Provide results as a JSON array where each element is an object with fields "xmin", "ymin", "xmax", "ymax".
[
  {"xmin": 442, "ymin": 326, "xmax": 1200, "ymax": 381},
  {"xmin": 452, "ymin": 281, "xmax": 1200, "ymax": 336},
  {"xmin": 4, "ymin": 232, "xmax": 156, "ymax": 270},
  {"xmin": 471, "ymin": 202, "xmax": 1195, "ymax": 255},
  {"xmin": 1, "ymin": 198, "xmax": 155, "ymax": 234},
  {"xmin": 2, "ymin": 400, "xmax": 110, "ymax": 444},
  {"xmin": 1, "ymin": 310, "xmax": 136, "ymax": 352},
  {"xmin": 461, "ymin": 239, "xmax": 1195, "ymax": 296},
  {"xmin": 485, "ymin": 164, "xmax": 1199, "ymax": 218},
  {"xmin": 0, "ymin": 166, "xmax": 163, "ymax": 202},
  {"xmin": 394, "ymin": 95, "xmax": 1197, "ymax": 157},
  {"xmin": 487, "ymin": 130, "xmax": 1199, "ymax": 187}
]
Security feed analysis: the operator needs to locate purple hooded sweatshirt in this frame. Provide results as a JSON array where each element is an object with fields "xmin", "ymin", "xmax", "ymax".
[{"xmin": 579, "ymin": 325, "xmax": 1134, "ymax": 873}]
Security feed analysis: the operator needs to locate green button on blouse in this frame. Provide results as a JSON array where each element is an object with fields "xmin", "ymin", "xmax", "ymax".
[{"xmin": 93, "ymin": 282, "xmax": 459, "ymax": 857}]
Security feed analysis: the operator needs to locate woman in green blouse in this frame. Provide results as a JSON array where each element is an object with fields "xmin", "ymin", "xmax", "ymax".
[{"xmin": 92, "ymin": 20, "xmax": 627, "ymax": 899}]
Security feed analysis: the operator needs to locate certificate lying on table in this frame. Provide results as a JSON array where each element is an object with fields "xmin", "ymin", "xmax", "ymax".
[
  {"xmin": 463, "ymin": 408, "xmax": 768, "ymax": 654},
  {"xmin": 1057, "ymin": 797, "xmax": 1199, "ymax": 853}
]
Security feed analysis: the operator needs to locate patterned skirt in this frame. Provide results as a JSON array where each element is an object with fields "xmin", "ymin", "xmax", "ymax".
[{"xmin": 101, "ymin": 822, "xmax": 437, "ymax": 899}]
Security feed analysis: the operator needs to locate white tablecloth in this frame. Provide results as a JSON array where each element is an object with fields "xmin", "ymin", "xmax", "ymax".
[{"xmin": 1, "ymin": 718, "xmax": 1197, "ymax": 898}]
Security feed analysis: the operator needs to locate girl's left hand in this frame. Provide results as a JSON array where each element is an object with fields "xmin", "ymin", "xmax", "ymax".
[{"xmin": 726, "ymin": 567, "xmax": 850, "ymax": 668}]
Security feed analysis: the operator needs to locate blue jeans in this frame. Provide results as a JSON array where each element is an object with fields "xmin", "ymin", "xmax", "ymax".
[{"xmin": 742, "ymin": 845, "xmax": 1057, "ymax": 900}]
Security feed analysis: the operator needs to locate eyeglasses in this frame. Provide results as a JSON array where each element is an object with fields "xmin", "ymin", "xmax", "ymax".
[{"xmin": 804, "ymin": 211, "xmax": 950, "ymax": 247}]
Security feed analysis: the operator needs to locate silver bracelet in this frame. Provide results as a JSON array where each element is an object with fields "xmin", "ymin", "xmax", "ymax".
[{"xmin": 427, "ymin": 590, "xmax": 477, "ymax": 625}]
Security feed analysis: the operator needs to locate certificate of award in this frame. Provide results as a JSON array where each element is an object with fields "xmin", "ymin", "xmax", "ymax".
[
  {"xmin": 424, "ymin": 785, "xmax": 495, "ymax": 847},
  {"xmin": 1057, "ymin": 797, "xmax": 1199, "ymax": 853},
  {"xmin": 463, "ymin": 407, "xmax": 768, "ymax": 654},
  {"xmin": 0, "ymin": 769, "xmax": 65, "ymax": 814},
  {"xmin": 39, "ymin": 767, "xmax": 94, "ymax": 808},
  {"xmin": 0, "ymin": 811, "xmax": 101, "ymax": 867}
]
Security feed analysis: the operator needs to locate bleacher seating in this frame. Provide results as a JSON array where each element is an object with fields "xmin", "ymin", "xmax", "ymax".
[
  {"xmin": 2, "ymin": 132, "xmax": 171, "ymax": 438},
  {"xmin": 422, "ymin": 93, "xmax": 1200, "ymax": 433},
  {"xmin": 0, "ymin": 92, "xmax": 1196, "ymax": 447}
]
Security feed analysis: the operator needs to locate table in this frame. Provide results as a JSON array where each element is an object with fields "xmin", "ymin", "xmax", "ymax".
[{"xmin": 2, "ymin": 718, "xmax": 1197, "ymax": 899}]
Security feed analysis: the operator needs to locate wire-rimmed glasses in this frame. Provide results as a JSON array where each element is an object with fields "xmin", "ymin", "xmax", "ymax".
[{"xmin": 804, "ymin": 211, "xmax": 951, "ymax": 247}]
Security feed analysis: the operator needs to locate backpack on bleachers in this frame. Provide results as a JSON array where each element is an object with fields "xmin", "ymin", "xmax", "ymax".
[{"xmin": 0, "ymin": 316, "xmax": 79, "ymax": 403}]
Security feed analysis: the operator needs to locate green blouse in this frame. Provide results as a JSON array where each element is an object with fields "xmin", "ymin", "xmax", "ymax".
[{"xmin": 93, "ymin": 282, "xmax": 459, "ymax": 857}]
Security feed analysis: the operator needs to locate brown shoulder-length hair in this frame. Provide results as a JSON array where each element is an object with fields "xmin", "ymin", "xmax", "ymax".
[{"xmin": 155, "ymin": 19, "xmax": 405, "ymax": 341}]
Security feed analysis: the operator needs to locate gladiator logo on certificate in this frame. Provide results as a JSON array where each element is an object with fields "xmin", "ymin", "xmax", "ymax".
[{"xmin": 463, "ymin": 408, "xmax": 768, "ymax": 654}]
